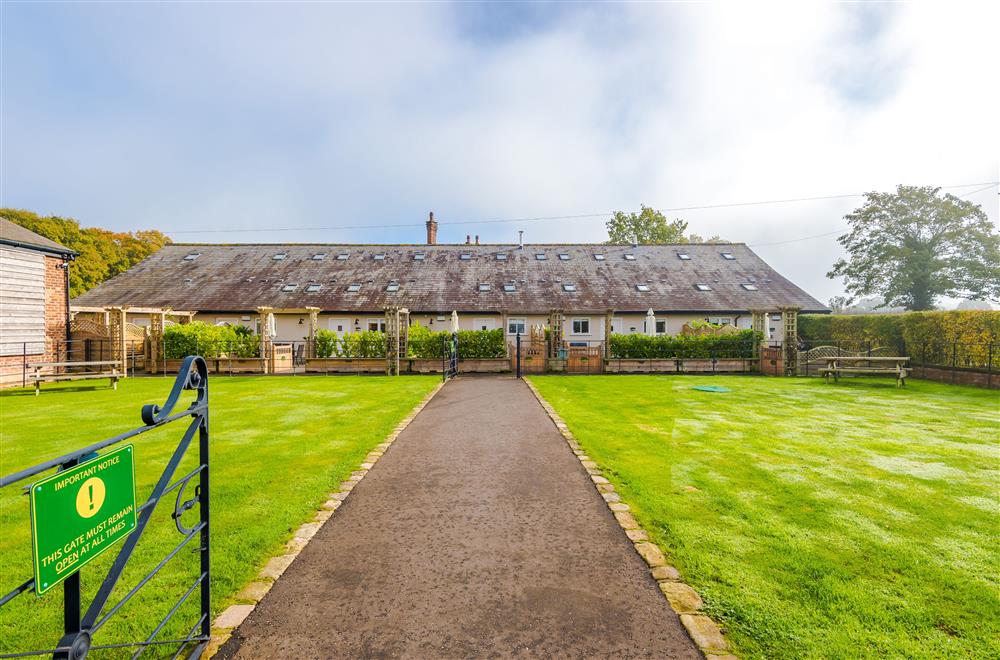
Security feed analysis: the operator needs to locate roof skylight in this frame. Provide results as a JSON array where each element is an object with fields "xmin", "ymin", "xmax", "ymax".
[
  {"xmin": 373, "ymin": 253, "xmax": 386, "ymax": 261},
  {"xmin": 478, "ymin": 283, "xmax": 491, "ymax": 292},
  {"xmin": 636, "ymin": 284, "xmax": 651, "ymax": 292},
  {"xmin": 336, "ymin": 253, "xmax": 349, "ymax": 260},
  {"xmin": 273, "ymin": 253, "xmax": 287, "ymax": 260},
  {"xmin": 414, "ymin": 253, "xmax": 425, "ymax": 261},
  {"xmin": 346, "ymin": 283, "xmax": 361, "ymax": 292},
  {"xmin": 503, "ymin": 282, "xmax": 516, "ymax": 292},
  {"xmin": 496, "ymin": 253, "xmax": 508, "ymax": 261},
  {"xmin": 386, "ymin": 282, "xmax": 400, "ymax": 292},
  {"xmin": 624, "ymin": 253, "xmax": 636, "ymax": 261},
  {"xmin": 312, "ymin": 253, "xmax": 327, "ymax": 260},
  {"xmin": 594, "ymin": 254, "xmax": 605, "ymax": 261},
  {"xmin": 306, "ymin": 283, "xmax": 322, "ymax": 292},
  {"xmin": 677, "ymin": 253, "xmax": 691, "ymax": 261},
  {"xmin": 558, "ymin": 253, "xmax": 570, "ymax": 260},
  {"xmin": 721, "ymin": 252, "xmax": 736, "ymax": 260},
  {"xmin": 183, "ymin": 253, "xmax": 200, "ymax": 261},
  {"xmin": 562, "ymin": 283, "xmax": 577, "ymax": 292},
  {"xmin": 535, "ymin": 253, "xmax": 547, "ymax": 260},
  {"xmin": 281, "ymin": 283, "xmax": 298, "ymax": 292},
  {"xmin": 695, "ymin": 283, "xmax": 712, "ymax": 291},
  {"xmin": 741, "ymin": 283, "xmax": 759, "ymax": 291},
  {"xmin": 460, "ymin": 253, "xmax": 472, "ymax": 261}
]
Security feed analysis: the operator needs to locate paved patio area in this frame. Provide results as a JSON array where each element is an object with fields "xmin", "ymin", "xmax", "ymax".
[{"xmin": 217, "ymin": 377, "xmax": 698, "ymax": 658}]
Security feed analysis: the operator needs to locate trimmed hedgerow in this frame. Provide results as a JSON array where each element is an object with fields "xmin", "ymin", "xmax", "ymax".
[
  {"xmin": 407, "ymin": 325, "xmax": 507, "ymax": 359},
  {"xmin": 608, "ymin": 330, "xmax": 760, "ymax": 359},
  {"xmin": 313, "ymin": 329, "xmax": 386, "ymax": 358},
  {"xmin": 163, "ymin": 322, "xmax": 260, "ymax": 359}
]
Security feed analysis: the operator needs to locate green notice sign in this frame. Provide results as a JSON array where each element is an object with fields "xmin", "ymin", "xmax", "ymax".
[{"xmin": 29, "ymin": 445, "xmax": 137, "ymax": 595}]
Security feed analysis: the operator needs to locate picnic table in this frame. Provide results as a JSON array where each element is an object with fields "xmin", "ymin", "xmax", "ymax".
[
  {"xmin": 822, "ymin": 356, "xmax": 909, "ymax": 387},
  {"xmin": 27, "ymin": 360, "xmax": 120, "ymax": 395}
]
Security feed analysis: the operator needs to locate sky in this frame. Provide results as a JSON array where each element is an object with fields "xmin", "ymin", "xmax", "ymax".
[{"xmin": 2, "ymin": 1, "xmax": 997, "ymax": 306}]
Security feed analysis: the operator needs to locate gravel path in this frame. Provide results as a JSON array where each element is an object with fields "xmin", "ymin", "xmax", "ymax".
[{"xmin": 217, "ymin": 377, "xmax": 699, "ymax": 658}]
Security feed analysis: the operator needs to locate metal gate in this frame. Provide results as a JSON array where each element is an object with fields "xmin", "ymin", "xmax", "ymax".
[
  {"xmin": 0, "ymin": 356, "xmax": 211, "ymax": 659},
  {"xmin": 512, "ymin": 336, "xmax": 546, "ymax": 375},
  {"xmin": 442, "ymin": 333, "xmax": 458, "ymax": 381}
]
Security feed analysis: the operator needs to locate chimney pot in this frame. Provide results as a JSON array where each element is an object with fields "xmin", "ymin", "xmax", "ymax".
[
  {"xmin": 425, "ymin": 211, "xmax": 438, "ymax": 245},
  {"xmin": 475, "ymin": 235, "xmax": 480, "ymax": 245},
  {"xmin": 466, "ymin": 234, "xmax": 471, "ymax": 244}
]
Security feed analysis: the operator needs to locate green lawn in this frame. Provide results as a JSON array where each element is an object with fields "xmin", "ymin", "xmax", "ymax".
[
  {"xmin": 0, "ymin": 374, "xmax": 438, "ymax": 655},
  {"xmin": 529, "ymin": 375, "xmax": 1000, "ymax": 659}
]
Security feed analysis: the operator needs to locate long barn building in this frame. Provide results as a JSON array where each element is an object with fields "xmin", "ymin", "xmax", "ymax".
[{"xmin": 72, "ymin": 220, "xmax": 826, "ymax": 343}]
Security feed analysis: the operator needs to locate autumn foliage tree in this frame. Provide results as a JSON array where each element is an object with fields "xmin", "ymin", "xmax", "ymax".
[
  {"xmin": 828, "ymin": 186, "xmax": 1000, "ymax": 311},
  {"xmin": 1, "ymin": 208, "xmax": 171, "ymax": 297}
]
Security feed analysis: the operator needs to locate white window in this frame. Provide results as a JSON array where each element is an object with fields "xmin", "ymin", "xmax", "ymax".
[
  {"xmin": 478, "ymin": 283, "xmax": 491, "ymax": 292},
  {"xmin": 386, "ymin": 282, "xmax": 400, "ymax": 292},
  {"xmin": 496, "ymin": 253, "xmax": 507, "ymax": 261},
  {"xmin": 677, "ymin": 252, "xmax": 691, "ymax": 260},
  {"xmin": 183, "ymin": 253, "xmax": 200, "ymax": 261},
  {"xmin": 695, "ymin": 283, "xmax": 712, "ymax": 291},
  {"xmin": 414, "ymin": 253, "xmax": 425, "ymax": 261},
  {"xmin": 721, "ymin": 252, "xmax": 735, "ymax": 260},
  {"xmin": 273, "ymin": 253, "xmax": 287, "ymax": 260},
  {"xmin": 594, "ymin": 254, "xmax": 605, "ymax": 261},
  {"xmin": 312, "ymin": 253, "xmax": 327, "ymax": 260},
  {"xmin": 368, "ymin": 318, "xmax": 386, "ymax": 332},
  {"xmin": 655, "ymin": 320, "xmax": 667, "ymax": 335},
  {"xmin": 507, "ymin": 318, "xmax": 526, "ymax": 334},
  {"xmin": 305, "ymin": 283, "xmax": 322, "ymax": 292},
  {"xmin": 328, "ymin": 318, "xmax": 350, "ymax": 335},
  {"xmin": 624, "ymin": 253, "xmax": 636, "ymax": 261},
  {"xmin": 503, "ymin": 282, "xmax": 516, "ymax": 292},
  {"xmin": 336, "ymin": 253, "xmax": 349, "ymax": 260},
  {"xmin": 346, "ymin": 283, "xmax": 361, "ymax": 292},
  {"xmin": 636, "ymin": 284, "xmax": 650, "ymax": 292},
  {"xmin": 571, "ymin": 318, "xmax": 590, "ymax": 335},
  {"xmin": 707, "ymin": 317, "xmax": 733, "ymax": 326},
  {"xmin": 562, "ymin": 283, "xmax": 577, "ymax": 292},
  {"xmin": 535, "ymin": 253, "xmax": 547, "ymax": 260},
  {"xmin": 473, "ymin": 318, "xmax": 496, "ymax": 331},
  {"xmin": 558, "ymin": 253, "xmax": 570, "ymax": 260},
  {"xmin": 742, "ymin": 283, "xmax": 759, "ymax": 291},
  {"xmin": 281, "ymin": 283, "xmax": 298, "ymax": 292}
]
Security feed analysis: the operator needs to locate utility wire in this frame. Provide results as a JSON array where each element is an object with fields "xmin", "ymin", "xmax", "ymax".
[{"xmin": 168, "ymin": 181, "xmax": 1000, "ymax": 235}]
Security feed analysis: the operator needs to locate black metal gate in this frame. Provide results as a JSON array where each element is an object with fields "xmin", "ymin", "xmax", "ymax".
[
  {"xmin": 442, "ymin": 333, "xmax": 458, "ymax": 381},
  {"xmin": 0, "ymin": 356, "xmax": 211, "ymax": 659}
]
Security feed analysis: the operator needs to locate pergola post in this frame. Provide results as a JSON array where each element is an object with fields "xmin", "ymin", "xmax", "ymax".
[
  {"xmin": 307, "ymin": 307, "xmax": 320, "ymax": 358},
  {"xmin": 108, "ymin": 306, "xmax": 128, "ymax": 377},
  {"xmin": 750, "ymin": 309, "xmax": 768, "ymax": 372},
  {"xmin": 548, "ymin": 309, "xmax": 564, "ymax": 358},
  {"xmin": 149, "ymin": 310, "xmax": 167, "ymax": 374},
  {"xmin": 780, "ymin": 307, "xmax": 800, "ymax": 376},
  {"xmin": 604, "ymin": 309, "xmax": 615, "ymax": 359},
  {"xmin": 257, "ymin": 306, "xmax": 273, "ymax": 374}
]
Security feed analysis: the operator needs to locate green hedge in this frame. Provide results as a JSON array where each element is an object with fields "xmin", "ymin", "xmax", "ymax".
[
  {"xmin": 314, "ymin": 329, "xmax": 386, "ymax": 358},
  {"xmin": 407, "ymin": 326, "xmax": 507, "ymax": 359},
  {"xmin": 609, "ymin": 330, "xmax": 760, "ymax": 359},
  {"xmin": 163, "ymin": 322, "xmax": 260, "ymax": 359}
]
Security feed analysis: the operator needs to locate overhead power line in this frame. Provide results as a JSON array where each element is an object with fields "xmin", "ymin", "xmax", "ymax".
[{"xmin": 167, "ymin": 181, "xmax": 1000, "ymax": 235}]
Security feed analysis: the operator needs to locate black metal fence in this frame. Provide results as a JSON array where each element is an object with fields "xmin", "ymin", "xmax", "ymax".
[{"xmin": 0, "ymin": 357, "xmax": 211, "ymax": 658}]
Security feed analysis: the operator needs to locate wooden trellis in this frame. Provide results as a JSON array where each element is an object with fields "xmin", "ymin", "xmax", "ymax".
[
  {"xmin": 384, "ymin": 306, "xmax": 410, "ymax": 375},
  {"xmin": 548, "ymin": 309, "xmax": 564, "ymax": 358}
]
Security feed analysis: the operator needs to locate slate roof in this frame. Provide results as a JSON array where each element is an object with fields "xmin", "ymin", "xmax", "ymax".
[
  {"xmin": 0, "ymin": 218, "xmax": 76, "ymax": 256},
  {"xmin": 72, "ymin": 242, "xmax": 827, "ymax": 314}
]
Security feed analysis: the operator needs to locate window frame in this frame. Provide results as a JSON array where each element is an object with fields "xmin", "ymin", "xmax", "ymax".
[
  {"xmin": 635, "ymin": 284, "xmax": 651, "ymax": 292},
  {"xmin": 571, "ymin": 318, "xmax": 591, "ymax": 335},
  {"xmin": 305, "ymin": 283, "xmax": 322, "ymax": 293},
  {"xmin": 477, "ymin": 283, "xmax": 491, "ymax": 292},
  {"xmin": 507, "ymin": 317, "xmax": 527, "ymax": 335},
  {"xmin": 367, "ymin": 318, "xmax": 386, "ymax": 332},
  {"xmin": 346, "ymin": 283, "xmax": 362, "ymax": 292},
  {"xmin": 281, "ymin": 283, "xmax": 298, "ymax": 292}
]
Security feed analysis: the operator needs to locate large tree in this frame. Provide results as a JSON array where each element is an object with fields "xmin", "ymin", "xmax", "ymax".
[
  {"xmin": 606, "ymin": 205, "xmax": 720, "ymax": 244},
  {"xmin": 2, "ymin": 208, "xmax": 172, "ymax": 297},
  {"xmin": 828, "ymin": 185, "xmax": 1000, "ymax": 311}
]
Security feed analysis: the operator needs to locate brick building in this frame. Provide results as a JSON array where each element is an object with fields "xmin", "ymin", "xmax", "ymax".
[{"xmin": 0, "ymin": 218, "xmax": 76, "ymax": 387}]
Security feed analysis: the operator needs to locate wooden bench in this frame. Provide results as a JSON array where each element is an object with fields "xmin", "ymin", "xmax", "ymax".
[
  {"xmin": 822, "ymin": 356, "xmax": 910, "ymax": 388},
  {"xmin": 27, "ymin": 361, "xmax": 121, "ymax": 395}
]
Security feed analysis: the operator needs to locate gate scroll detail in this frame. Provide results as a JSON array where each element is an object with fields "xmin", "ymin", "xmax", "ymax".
[{"xmin": 0, "ymin": 356, "xmax": 211, "ymax": 660}]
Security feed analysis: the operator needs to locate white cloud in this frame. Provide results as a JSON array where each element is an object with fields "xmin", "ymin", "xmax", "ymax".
[{"xmin": 2, "ymin": 2, "xmax": 996, "ymax": 305}]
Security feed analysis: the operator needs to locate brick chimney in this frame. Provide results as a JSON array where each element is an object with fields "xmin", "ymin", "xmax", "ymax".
[{"xmin": 426, "ymin": 211, "xmax": 438, "ymax": 245}]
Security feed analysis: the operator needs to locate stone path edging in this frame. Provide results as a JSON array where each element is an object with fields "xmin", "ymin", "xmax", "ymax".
[
  {"xmin": 522, "ymin": 378, "xmax": 738, "ymax": 660},
  {"xmin": 205, "ymin": 380, "xmax": 447, "ymax": 657}
]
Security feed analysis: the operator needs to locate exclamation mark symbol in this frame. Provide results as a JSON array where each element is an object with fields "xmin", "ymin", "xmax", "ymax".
[{"xmin": 89, "ymin": 484, "xmax": 94, "ymax": 511}]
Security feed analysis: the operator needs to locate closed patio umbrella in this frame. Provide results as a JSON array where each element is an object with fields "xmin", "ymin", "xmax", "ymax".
[
  {"xmin": 267, "ymin": 313, "xmax": 277, "ymax": 340},
  {"xmin": 450, "ymin": 310, "xmax": 460, "ymax": 334},
  {"xmin": 645, "ymin": 308, "xmax": 657, "ymax": 336}
]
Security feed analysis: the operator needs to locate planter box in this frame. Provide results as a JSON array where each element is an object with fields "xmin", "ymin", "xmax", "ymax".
[
  {"xmin": 304, "ymin": 358, "xmax": 385, "ymax": 374},
  {"xmin": 605, "ymin": 358, "xmax": 752, "ymax": 374},
  {"xmin": 547, "ymin": 358, "xmax": 567, "ymax": 372},
  {"xmin": 407, "ymin": 359, "xmax": 445, "ymax": 374},
  {"xmin": 458, "ymin": 359, "xmax": 510, "ymax": 373}
]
